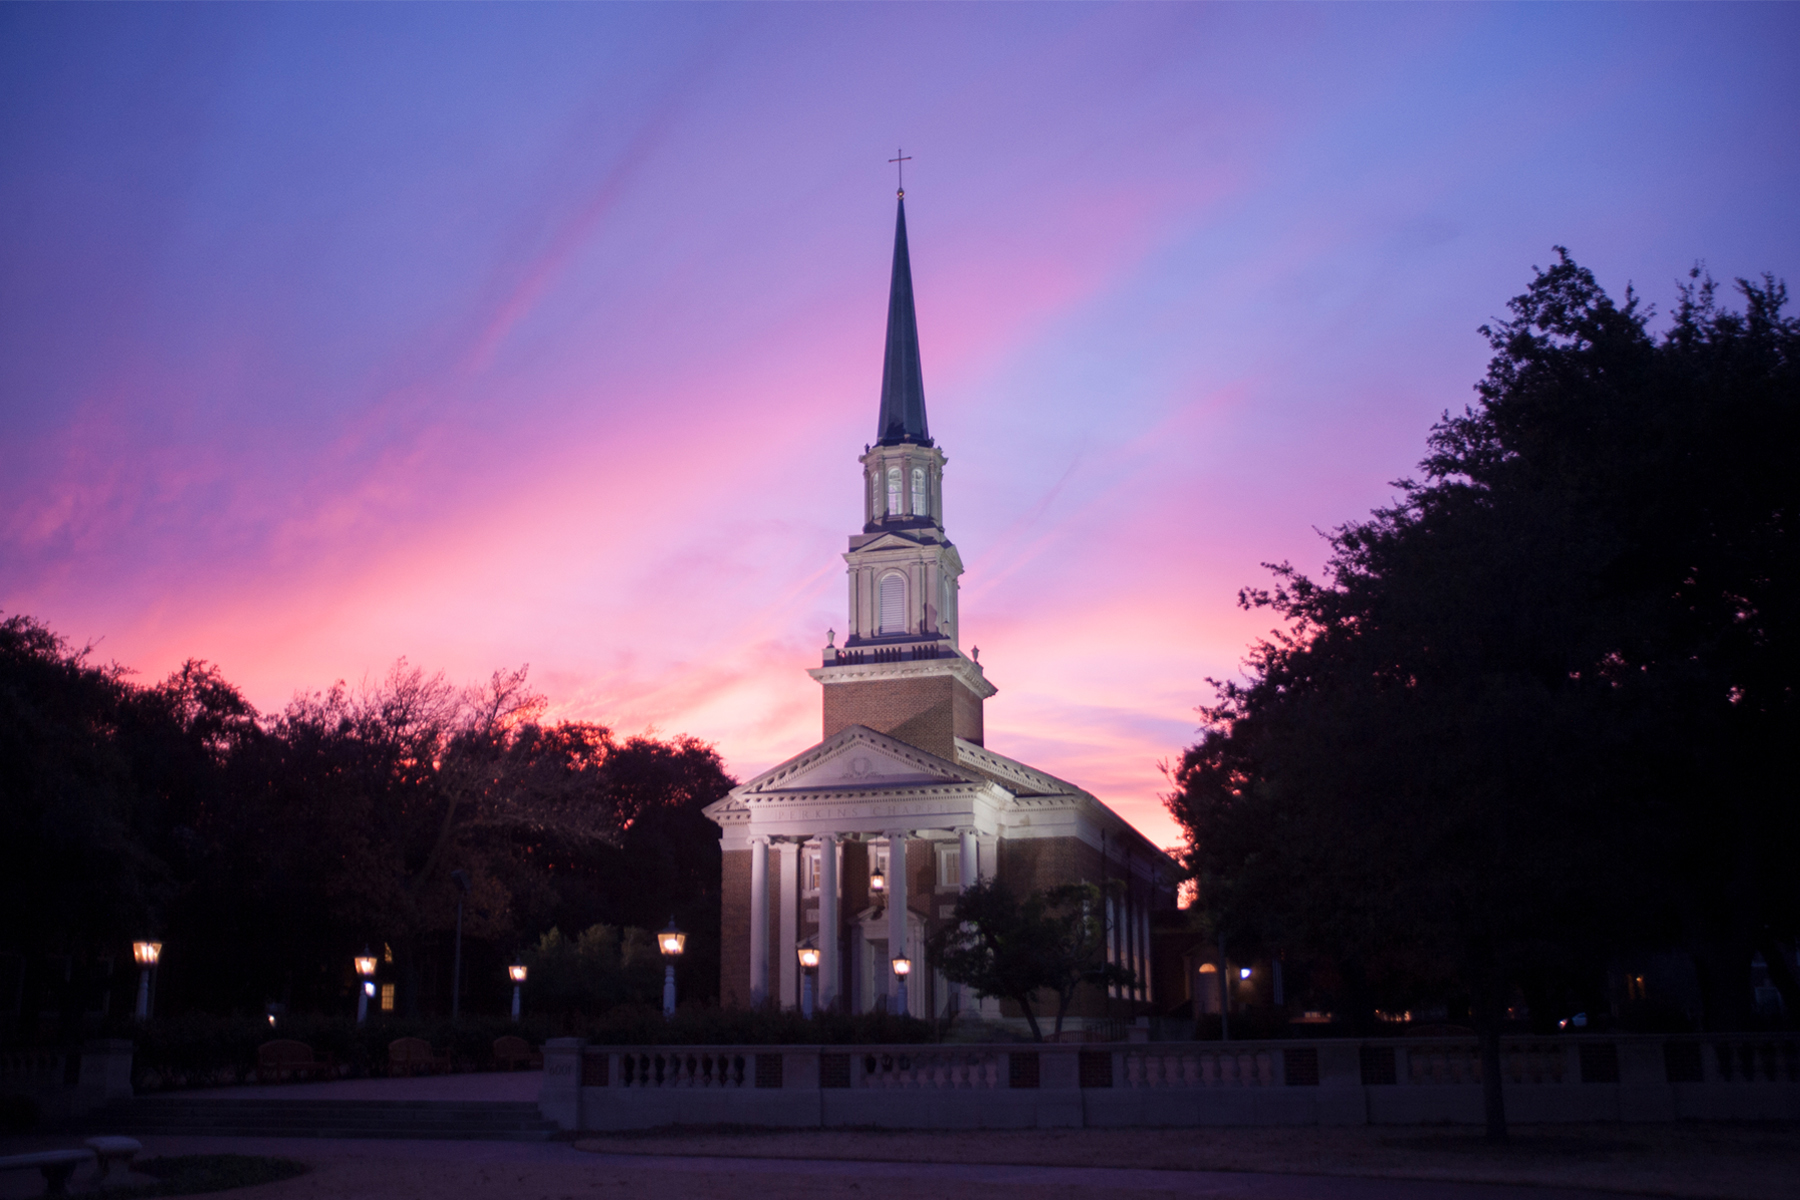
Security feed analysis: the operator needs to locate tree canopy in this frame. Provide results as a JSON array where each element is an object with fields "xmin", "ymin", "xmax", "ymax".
[
  {"xmin": 0, "ymin": 618, "xmax": 732, "ymax": 1031},
  {"xmin": 1166, "ymin": 254, "xmax": 1799, "ymax": 1135},
  {"xmin": 927, "ymin": 877, "xmax": 1134, "ymax": 1041}
]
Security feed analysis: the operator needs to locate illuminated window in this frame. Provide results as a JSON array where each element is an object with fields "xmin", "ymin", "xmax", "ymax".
[
  {"xmin": 804, "ymin": 851, "xmax": 821, "ymax": 894},
  {"xmin": 887, "ymin": 468, "xmax": 901, "ymax": 516},
  {"xmin": 879, "ymin": 574, "xmax": 906, "ymax": 634},
  {"xmin": 911, "ymin": 468, "xmax": 927, "ymax": 517},
  {"xmin": 379, "ymin": 984, "xmax": 396, "ymax": 1012}
]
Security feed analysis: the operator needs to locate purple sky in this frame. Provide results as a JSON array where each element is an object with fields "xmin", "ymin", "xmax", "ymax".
[{"xmin": 4, "ymin": 3, "xmax": 1797, "ymax": 848}]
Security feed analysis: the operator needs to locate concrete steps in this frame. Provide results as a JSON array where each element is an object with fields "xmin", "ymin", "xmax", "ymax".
[{"xmin": 89, "ymin": 1098, "xmax": 558, "ymax": 1141}]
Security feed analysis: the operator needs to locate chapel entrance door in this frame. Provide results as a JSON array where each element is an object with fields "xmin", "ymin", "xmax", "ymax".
[{"xmin": 851, "ymin": 907, "xmax": 926, "ymax": 1014}]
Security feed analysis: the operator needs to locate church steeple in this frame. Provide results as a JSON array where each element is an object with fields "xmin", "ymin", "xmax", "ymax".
[
  {"xmin": 876, "ymin": 197, "xmax": 931, "ymax": 447},
  {"xmin": 807, "ymin": 185, "xmax": 995, "ymax": 757}
]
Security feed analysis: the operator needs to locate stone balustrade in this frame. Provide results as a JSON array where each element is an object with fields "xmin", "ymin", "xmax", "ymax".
[{"xmin": 540, "ymin": 1034, "xmax": 1800, "ymax": 1131}]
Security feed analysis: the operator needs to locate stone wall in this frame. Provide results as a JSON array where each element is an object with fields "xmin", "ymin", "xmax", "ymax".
[{"xmin": 541, "ymin": 1034, "xmax": 1800, "ymax": 1131}]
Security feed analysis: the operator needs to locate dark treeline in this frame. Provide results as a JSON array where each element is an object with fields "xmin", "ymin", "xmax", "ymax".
[
  {"xmin": 0, "ymin": 625, "xmax": 731, "ymax": 1042},
  {"xmin": 1167, "ymin": 255, "xmax": 1797, "ymax": 1132}
]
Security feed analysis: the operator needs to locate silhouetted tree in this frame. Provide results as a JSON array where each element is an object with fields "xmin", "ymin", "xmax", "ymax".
[{"xmin": 1168, "ymin": 253, "xmax": 1799, "ymax": 1140}]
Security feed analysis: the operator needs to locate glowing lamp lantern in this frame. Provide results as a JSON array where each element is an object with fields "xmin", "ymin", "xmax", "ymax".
[
  {"xmin": 891, "ymin": 955, "xmax": 912, "ymax": 1018},
  {"xmin": 1239, "ymin": 967, "xmax": 1253, "ymax": 980},
  {"xmin": 508, "ymin": 962, "xmax": 527, "ymax": 1020},
  {"xmin": 355, "ymin": 948, "xmax": 378, "ymax": 1024},
  {"xmin": 132, "ymin": 941, "xmax": 162, "ymax": 1021},
  {"xmin": 796, "ymin": 941, "xmax": 822, "ymax": 1019},
  {"xmin": 658, "ymin": 918, "xmax": 686, "ymax": 1017},
  {"xmin": 868, "ymin": 867, "xmax": 886, "ymax": 900}
]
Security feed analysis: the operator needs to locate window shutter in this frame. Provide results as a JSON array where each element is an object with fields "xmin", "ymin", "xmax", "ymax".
[{"xmin": 880, "ymin": 575, "xmax": 906, "ymax": 633}]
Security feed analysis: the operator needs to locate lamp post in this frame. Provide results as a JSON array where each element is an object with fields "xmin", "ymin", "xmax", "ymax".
[
  {"xmin": 509, "ymin": 963, "xmax": 527, "ymax": 1021},
  {"xmin": 450, "ymin": 869, "xmax": 471, "ymax": 1020},
  {"xmin": 868, "ymin": 865, "xmax": 886, "ymax": 907},
  {"xmin": 658, "ymin": 917, "xmax": 686, "ymax": 1017},
  {"xmin": 796, "ymin": 941, "xmax": 820, "ymax": 1019},
  {"xmin": 131, "ymin": 942, "xmax": 161, "ymax": 1022},
  {"xmin": 891, "ymin": 955, "xmax": 911, "ymax": 1018},
  {"xmin": 355, "ymin": 949, "xmax": 378, "ymax": 1024}
]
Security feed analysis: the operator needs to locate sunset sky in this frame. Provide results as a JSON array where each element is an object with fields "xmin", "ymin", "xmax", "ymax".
[{"xmin": 4, "ymin": 4, "xmax": 1797, "ymax": 849}]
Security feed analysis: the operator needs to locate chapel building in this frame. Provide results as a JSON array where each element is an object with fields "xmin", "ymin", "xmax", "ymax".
[{"xmin": 705, "ymin": 192, "xmax": 1178, "ymax": 1025}]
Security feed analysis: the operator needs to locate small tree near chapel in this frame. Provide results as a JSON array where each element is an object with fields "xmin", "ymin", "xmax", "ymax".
[{"xmin": 927, "ymin": 878, "xmax": 1136, "ymax": 1042}]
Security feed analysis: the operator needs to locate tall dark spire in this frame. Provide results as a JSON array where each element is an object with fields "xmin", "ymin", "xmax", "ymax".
[{"xmin": 876, "ymin": 196, "xmax": 930, "ymax": 447}]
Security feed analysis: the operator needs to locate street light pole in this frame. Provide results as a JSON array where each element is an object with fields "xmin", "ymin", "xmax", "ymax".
[
  {"xmin": 450, "ymin": 870, "xmax": 471, "ymax": 1020},
  {"xmin": 132, "ymin": 942, "xmax": 161, "ymax": 1022},
  {"xmin": 509, "ymin": 963, "xmax": 527, "ymax": 1020},
  {"xmin": 658, "ymin": 917, "xmax": 686, "ymax": 1018},
  {"xmin": 355, "ymin": 949, "xmax": 377, "ymax": 1024},
  {"xmin": 797, "ymin": 941, "xmax": 820, "ymax": 1019}
]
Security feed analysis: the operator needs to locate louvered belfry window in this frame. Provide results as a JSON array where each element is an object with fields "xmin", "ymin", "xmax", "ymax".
[
  {"xmin": 911, "ymin": 468, "xmax": 927, "ymax": 517},
  {"xmin": 880, "ymin": 573, "xmax": 906, "ymax": 634},
  {"xmin": 887, "ymin": 468, "xmax": 902, "ymax": 516}
]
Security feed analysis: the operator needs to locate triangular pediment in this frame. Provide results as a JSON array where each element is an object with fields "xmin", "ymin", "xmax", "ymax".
[
  {"xmin": 736, "ymin": 725, "xmax": 976, "ymax": 797},
  {"xmin": 853, "ymin": 530, "xmax": 930, "ymax": 553}
]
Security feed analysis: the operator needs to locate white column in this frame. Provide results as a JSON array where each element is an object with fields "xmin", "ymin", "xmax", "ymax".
[
  {"xmin": 819, "ymin": 833, "xmax": 840, "ymax": 1012},
  {"xmin": 778, "ymin": 841, "xmax": 799, "ymax": 1009},
  {"xmin": 958, "ymin": 827, "xmax": 977, "ymax": 892},
  {"xmin": 749, "ymin": 836, "xmax": 769, "ymax": 1007},
  {"xmin": 886, "ymin": 830, "xmax": 909, "ymax": 1010}
]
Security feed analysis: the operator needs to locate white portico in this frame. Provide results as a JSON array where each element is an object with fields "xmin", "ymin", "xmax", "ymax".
[{"xmin": 710, "ymin": 724, "xmax": 1001, "ymax": 1014}]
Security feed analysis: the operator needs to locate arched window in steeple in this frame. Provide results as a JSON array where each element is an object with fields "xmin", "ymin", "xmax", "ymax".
[
  {"xmin": 871, "ymin": 471, "xmax": 881, "ymax": 519},
  {"xmin": 911, "ymin": 468, "xmax": 927, "ymax": 518},
  {"xmin": 879, "ymin": 573, "xmax": 906, "ymax": 634},
  {"xmin": 886, "ymin": 468, "xmax": 902, "ymax": 517}
]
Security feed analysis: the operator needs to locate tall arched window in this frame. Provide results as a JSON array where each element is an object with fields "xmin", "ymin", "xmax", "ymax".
[
  {"xmin": 911, "ymin": 468, "xmax": 927, "ymax": 517},
  {"xmin": 879, "ymin": 573, "xmax": 906, "ymax": 634},
  {"xmin": 871, "ymin": 471, "xmax": 881, "ymax": 519},
  {"xmin": 886, "ymin": 468, "xmax": 902, "ymax": 517}
]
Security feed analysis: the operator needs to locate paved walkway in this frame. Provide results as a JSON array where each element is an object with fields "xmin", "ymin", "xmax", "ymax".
[
  {"xmin": 166, "ymin": 1070, "xmax": 543, "ymax": 1101},
  {"xmin": 0, "ymin": 1135, "xmax": 1670, "ymax": 1200}
]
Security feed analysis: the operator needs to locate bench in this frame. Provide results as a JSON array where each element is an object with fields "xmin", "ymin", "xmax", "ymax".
[
  {"xmin": 87, "ymin": 1136, "xmax": 144, "ymax": 1181},
  {"xmin": 493, "ymin": 1035, "xmax": 543, "ymax": 1071},
  {"xmin": 257, "ymin": 1038, "xmax": 338, "ymax": 1082},
  {"xmin": 0, "ymin": 1149, "xmax": 91, "ymax": 1197},
  {"xmin": 0, "ymin": 1137, "xmax": 143, "ymax": 1195},
  {"xmin": 388, "ymin": 1036, "xmax": 452, "ymax": 1077}
]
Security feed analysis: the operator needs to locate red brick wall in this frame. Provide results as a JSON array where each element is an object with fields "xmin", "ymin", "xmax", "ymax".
[
  {"xmin": 719, "ymin": 848, "xmax": 749, "ymax": 1008},
  {"xmin": 821, "ymin": 674, "xmax": 984, "ymax": 758}
]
